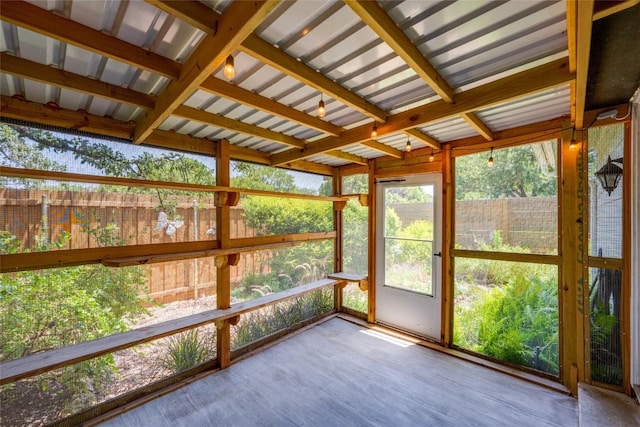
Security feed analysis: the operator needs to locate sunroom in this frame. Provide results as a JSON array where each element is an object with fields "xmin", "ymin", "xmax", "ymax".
[{"xmin": 1, "ymin": 1, "xmax": 639, "ymax": 426}]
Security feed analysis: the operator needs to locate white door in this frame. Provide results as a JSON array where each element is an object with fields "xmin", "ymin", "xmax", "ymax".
[{"xmin": 375, "ymin": 174, "xmax": 442, "ymax": 340}]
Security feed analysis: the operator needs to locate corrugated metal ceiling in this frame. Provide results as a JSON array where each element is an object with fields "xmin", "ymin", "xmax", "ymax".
[{"xmin": 0, "ymin": 0, "xmax": 571, "ymax": 170}]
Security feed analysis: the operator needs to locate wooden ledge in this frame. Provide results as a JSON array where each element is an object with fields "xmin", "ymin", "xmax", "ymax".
[
  {"xmin": 102, "ymin": 242, "xmax": 296, "ymax": 267},
  {"xmin": 328, "ymin": 272, "xmax": 368, "ymax": 291},
  {"xmin": 0, "ymin": 278, "xmax": 339, "ymax": 385}
]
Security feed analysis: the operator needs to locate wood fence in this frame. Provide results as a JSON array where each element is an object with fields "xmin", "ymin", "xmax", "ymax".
[{"xmin": 0, "ymin": 188, "xmax": 270, "ymax": 303}]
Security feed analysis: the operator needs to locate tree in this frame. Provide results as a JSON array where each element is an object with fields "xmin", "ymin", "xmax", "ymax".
[
  {"xmin": 231, "ymin": 162, "xmax": 296, "ymax": 192},
  {"xmin": 455, "ymin": 144, "xmax": 557, "ymax": 199}
]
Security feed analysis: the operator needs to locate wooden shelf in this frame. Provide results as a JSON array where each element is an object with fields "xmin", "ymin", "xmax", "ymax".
[
  {"xmin": 0, "ymin": 278, "xmax": 340, "ymax": 385},
  {"xmin": 328, "ymin": 272, "xmax": 368, "ymax": 291},
  {"xmin": 102, "ymin": 242, "xmax": 296, "ymax": 267}
]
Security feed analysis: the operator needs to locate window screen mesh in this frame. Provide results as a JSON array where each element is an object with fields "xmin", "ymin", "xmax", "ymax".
[
  {"xmin": 588, "ymin": 267, "xmax": 623, "ymax": 386},
  {"xmin": 588, "ymin": 124, "xmax": 624, "ymax": 259},
  {"xmin": 454, "ymin": 141, "xmax": 558, "ymax": 254}
]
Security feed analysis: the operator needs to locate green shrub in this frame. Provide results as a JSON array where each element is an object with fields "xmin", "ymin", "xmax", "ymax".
[
  {"xmin": 454, "ymin": 264, "xmax": 558, "ymax": 374},
  {"xmin": 162, "ymin": 330, "xmax": 212, "ymax": 373}
]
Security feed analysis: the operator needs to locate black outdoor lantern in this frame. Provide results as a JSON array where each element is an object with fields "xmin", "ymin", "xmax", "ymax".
[{"xmin": 595, "ymin": 156, "xmax": 623, "ymax": 196}]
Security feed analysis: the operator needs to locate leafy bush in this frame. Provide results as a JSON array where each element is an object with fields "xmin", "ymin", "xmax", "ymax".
[
  {"xmin": 454, "ymin": 261, "xmax": 559, "ymax": 374},
  {"xmin": 0, "ymin": 226, "xmax": 149, "ymax": 405}
]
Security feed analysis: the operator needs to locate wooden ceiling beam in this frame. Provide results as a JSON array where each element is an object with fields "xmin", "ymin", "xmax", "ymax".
[
  {"xmin": 360, "ymin": 140, "xmax": 403, "ymax": 159},
  {"xmin": 271, "ymin": 58, "xmax": 573, "ymax": 165},
  {"xmin": 0, "ymin": 53, "xmax": 156, "ymax": 109},
  {"xmin": 593, "ymin": 0, "xmax": 640, "ymax": 20},
  {"xmin": 0, "ymin": 0, "xmax": 180, "ymax": 80},
  {"xmin": 173, "ymin": 105, "xmax": 305, "ymax": 149},
  {"xmin": 0, "ymin": 95, "xmax": 135, "ymax": 139},
  {"xmin": 575, "ymin": 0, "xmax": 594, "ymax": 129},
  {"xmin": 345, "ymin": 0, "xmax": 455, "ymax": 103},
  {"xmin": 460, "ymin": 112, "xmax": 495, "ymax": 141},
  {"xmin": 325, "ymin": 150, "xmax": 368, "ymax": 165},
  {"xmin": 132, "ymin": 1, "xmax": 279, "ymax": 144},
  {"xmin": 200, "ymin": 77, "xmax": 341, "ymax": 137},
  {"xmin": 347, "ymin": 1, "xmax": 497, "ymax": 143},
  {"xmin": 403, "ymin": 129, "xmax": 441, "ymax": 149},
  {"xmin": 240, "ymin": 35, "xmax": 388, "ymax": 122},
  {"xmin": 448, "ymin": 116, "xmax": 566, "ymax": 154}
]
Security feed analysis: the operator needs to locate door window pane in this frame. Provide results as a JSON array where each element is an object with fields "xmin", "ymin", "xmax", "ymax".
[{"xmin": 383, "ymin": 185, "xmax": 435, "ymax": 296}]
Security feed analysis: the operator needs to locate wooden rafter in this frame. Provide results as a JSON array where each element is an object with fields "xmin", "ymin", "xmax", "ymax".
[
  {"xmin": 460, "ymin": 112, "xmax": 495, "ymax": 141},
  {"xmin": 271, "ymin": 58, "xmax": 573, "ymax": 165},
  {"xmin": 566, "ymin": 0, "xmax": 578, "ymax": 123},
  {"xmin": 132, "ymin": 0, "xmax": 280, "ymax": 143},
  {"xmin": 345, "ymin": 0, "xmax": 455, "ymax": 103},
  {"xmin": 200, "ymin": 77, "xmax": 342, "ymax": 136},
  {"xmin": 0, "ymin": 53, "xmax": 156, "ymax": 109},
  {"xmin": 0, "ymin": 95, "xmax": 135, "ymax": 139},
  {"xmin": 0, "ymin": 0, "xmax": 180, "ymax": 79},
  {"xmin": 149, "ymin": 0, "xmax": 412, "ymax": 160},
  {"xmin": 360, "ymin": 140, "xmax": 403, "ymax": 159},
  {"xmin": 347, "ymin": 0, "xmax": 495, "ymax": 142},
  {"xmin": 404, "ymin": 128, "xmax": 441, "ymax": 150},
  {"xmin": 593, "ymin": 0, "xmax": 640, "ymax": 20},
  {"xmin": 173, "ymin": 105, "xmax": 306, "ymax": 149},
  {"xmin": 575, "ymin": 0, "xmax": 595, "ymax": 129},
  {"xmin": 0, "ymin": 95, "xmax": 333, "ymax": 176}
]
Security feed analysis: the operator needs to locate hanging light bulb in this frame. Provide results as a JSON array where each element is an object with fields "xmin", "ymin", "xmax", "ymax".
[
  {"xmin": 317, "ymin": 95, "xmax": 326, "ymax": 118},
  {"xmin": 223, "ymin": 55, "xmax": 235, "ymax": 80},
  {"xmin": 487, "ymin": 147, "xmax": 494, "ymax": 168},
  {"xmin": 406, "ymin": 137, "xmax": 412, "ymax": 153},
  {"xmin": 371, "ymin": 123, "xmax": 378, "ymax": 139},
  {"xmin": 429, "ymin": 148, "xmax": 435, "ymax": 162},
  {"xmin": 569, "ymin": 128, "xmax": 577, "ymax": 151}
]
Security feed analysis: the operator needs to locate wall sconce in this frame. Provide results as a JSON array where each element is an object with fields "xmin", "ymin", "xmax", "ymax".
[
  {"xmin": 429, "ymin": 148, "xmax": 434, "ymax": 162},
  {"xmin": 595, "ymin": 156, "xmax": 623, "ymax": 196}
]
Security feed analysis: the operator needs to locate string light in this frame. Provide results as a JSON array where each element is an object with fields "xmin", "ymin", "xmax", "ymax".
[
  {"xmin": 406, "ymin": 137, "xmax": 412, "ymax": 153},
  {"xmin": 487, "ymin": 147, "xmax": 494, "ymax": 168},
  {"xmin": 569, "ymin": 128, "xmax": 577, "ymax": 151},
  {"xmin": 223, "ymin": 55, "xmax": 235, "ymax": 80},
  {"xmin": 317, "ymin": 95, "xmax": 326, "ymax": 118},
  {"xmin": 371, "ymin": 123, "xmax": 378, "ymax": 139},
  {"xmin": 429, "ymin": 148, "xmax": 434, "ymax": 162}
]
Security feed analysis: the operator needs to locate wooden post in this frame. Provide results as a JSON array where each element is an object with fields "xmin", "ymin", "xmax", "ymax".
[
  {"xmin": 622, "ymin": 122, "xmax": 631, "ymax": 395},
  {"xmin": 333, "ymin": 168, "xmax": 344, "ymax": 310},
  {"xmin": 560, "ymin": 121, "xmax": 584, "ymax": 395},
  {"xmin": 442, "ymin": 145, "xmax": 454, "ymax": 346},
  {"xmin": 216, "ymin": 139, "xmax": 232, "ymax": 369},
  {"xmin": 367, "ymin": 160, "xmax": 377, "ymax": 324}
]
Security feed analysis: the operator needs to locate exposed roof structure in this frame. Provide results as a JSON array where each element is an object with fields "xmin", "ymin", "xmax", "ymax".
[{"xmin": 7, "ymin": 0, "xmax": 631, "ymax": 174}]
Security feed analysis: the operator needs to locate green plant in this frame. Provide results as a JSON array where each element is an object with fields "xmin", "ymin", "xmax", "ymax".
[
  {"xmin": 0, "ymin": 227, "xmax": 149, "ymax": 406},
  {"xmin": 162, "ymin": 330, "xmax": 211, "ymax": 373},
  {"xmin": 232, "ymin": 288, "xmax": 333, "ymax": 348},
  {"xmin": 454, "ymin": 260, "xmax": 559, "ymax": 375}
]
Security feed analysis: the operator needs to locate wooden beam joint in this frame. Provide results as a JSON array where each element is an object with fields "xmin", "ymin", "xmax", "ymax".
[{"xmin": 215, "ymin": 191, "xmax": 240, "ymax": 207}]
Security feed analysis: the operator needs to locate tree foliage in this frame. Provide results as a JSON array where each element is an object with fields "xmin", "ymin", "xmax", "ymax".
[{"xmin": 455, "ymin": 144, "xmax": 557, "ymax": 199}]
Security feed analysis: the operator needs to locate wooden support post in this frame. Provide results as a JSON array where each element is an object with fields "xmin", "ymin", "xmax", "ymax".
[
  {"xmin": 442, "ymin": 145, "xmax": 454, "ymax": 347},
  {"xmin": 216, "ymin": 139, "xmax": 232, "ymax": 369},
  {"xmin": 367, "ymin": 160, "xmax": 377, "ymax": 323},
  {"xmin": 560, "ymin": 121, "xmax": 585, "ymax": 394},
  {"xmin": 333, "ymin": 169, "xmax": 344, "ymax": 310}
]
